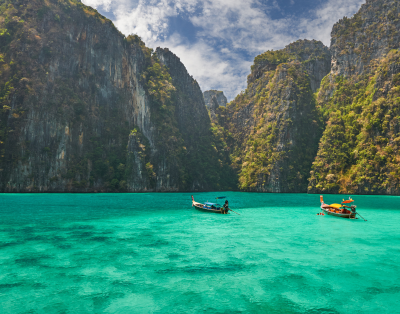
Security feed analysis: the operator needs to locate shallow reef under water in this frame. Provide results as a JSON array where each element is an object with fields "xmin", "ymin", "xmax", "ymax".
[{"xmin": 0, "ymin": 192, "xmax": 399, "ymax": 313}]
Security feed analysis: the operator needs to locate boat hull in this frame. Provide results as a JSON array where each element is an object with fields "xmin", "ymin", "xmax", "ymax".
[
  {"xmin": 193, "ymin": 204, "xmax": 226, "ymax": 214},
  {"xmin": 321, "ymin": 206, "xmax": 356, "ymax": 219}
]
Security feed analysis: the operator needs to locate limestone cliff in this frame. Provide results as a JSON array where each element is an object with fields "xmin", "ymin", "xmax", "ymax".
[
  {"xmin": 203, "ymin": 90, "xmax": 227, "ymax": 109},
  {"xmin": 3, "ymin": 0, "xmax": 399, "ymax": 195},
  {"xmin": 247, "ymin": 40, "xmax": 331, "ymax": 93},
  {"xmin": 154, "ymin": 47, "xmax": 236, "ymax": 190},
  {"xmin": 309, "ymin": 0, "xmax": 400, "ymax": 195},
  {"xmin": 214, "ymin": 40, "xmax": 330, "ymax": 192},
  {"xmin": 330, "ymin": 0, "xmax": 400, "ymax": 77},
  {"xmin": 0, "ymin": 0, "xmax": 231, "ymax": 192}
]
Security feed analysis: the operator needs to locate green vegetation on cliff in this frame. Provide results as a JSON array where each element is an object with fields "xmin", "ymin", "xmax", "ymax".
[
  {"xmin": 238, "ymin": 62, "xmax": 321, "ymax": 191},
  {"xmin": 140, "ymin": 52, "xmax": 189, "ymax": 186},
  {"xmin": 309, "ymin": 50, "xmax": 400, "ymax": 194},
  {"xmin": 252, "ymin": 50, "xmax": 293, "ymax": 70},
  {"xmin": 0, "ymin": 0, "xmax": 236, "ymax": 192},
  {"xmin": 308, "ymin": 0, "xmax": 400, "ymax": 195},
  {"xmin": 214, "ymin": 40, "xmax": 329, "ymax": 192},
  {"xmin": 330, "ymin": 0, "xmax": 400, "ymax": 76},
  {"xmin": 0, "ymin": 0, "xmax": 134, "ymax": 191},
  {"xmin": 2, "ymin": 0, "xmax": 400, "ymax": 194}
]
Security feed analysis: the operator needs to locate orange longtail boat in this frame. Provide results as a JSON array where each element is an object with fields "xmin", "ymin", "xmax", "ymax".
[{"xmin": 320, "ymin": 195, "xmax": 357, "ymax": 219}]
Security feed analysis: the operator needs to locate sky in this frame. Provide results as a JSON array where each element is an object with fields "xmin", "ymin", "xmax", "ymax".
[{"xmin": 81, "ymin": 0, "xmax": 366, "ymax": 100}]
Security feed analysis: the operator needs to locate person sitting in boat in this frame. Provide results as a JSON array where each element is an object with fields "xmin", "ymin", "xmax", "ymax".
[
  {"xmin": 222, "ymin": 200, "xmax": 229, "ymax": 214},
  {"xmin": 341, "ymin": 206, "xmax": 350, "ymax": 214}
]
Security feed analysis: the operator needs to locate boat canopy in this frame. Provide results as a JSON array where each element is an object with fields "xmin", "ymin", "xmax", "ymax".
[
  {"xmin": 342, "ymin": 199, "xmax": 354, "ymax": 204},
  {"xmin": 329, "ymin": 203, "xmax": 342, "ymax": 209},
  {"xmin": 204, "ymin": 202, "xmax": 217, "ymax": 206}
]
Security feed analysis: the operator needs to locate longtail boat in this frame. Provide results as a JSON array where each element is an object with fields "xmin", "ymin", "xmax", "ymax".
[
  {"xmin": 191, "ymin": 195, "xmax": 228, "ymax": 214},
  {"xmin": 320, "ymin": 195, "xmax": 357, "ymax": 219}
]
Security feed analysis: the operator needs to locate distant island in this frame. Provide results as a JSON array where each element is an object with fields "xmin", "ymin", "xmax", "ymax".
[{"xmin": 1, "ymin": 0, "xmax": 399, "ymax": 195}]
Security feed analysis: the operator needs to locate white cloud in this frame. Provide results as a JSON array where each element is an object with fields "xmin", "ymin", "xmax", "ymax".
[
  {"xmin": 81, "ymin": 0, "xmax": 366, "ymax": 100},
  {"xmin": 297, "ymin": 0, "xmax": 366, "ymax": 45},
  {"xmin": 155, "ymin": 35, "xmax": 252, "ymax": 98},
  {"xmin": 112, "ymin": 0, "xmax": 177, "ymax": 42},
  {"xmin": 189, "ymin": 0, "xmax": 294, "ymax": 53},
  {"xmin": 82, "ymin": 0, "xmax": 113, "ymax": 11}
]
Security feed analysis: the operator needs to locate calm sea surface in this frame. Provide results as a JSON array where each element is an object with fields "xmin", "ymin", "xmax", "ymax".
[{"xmin": 0, "ymin": 193, "xmax": 399, "ymax": 313}]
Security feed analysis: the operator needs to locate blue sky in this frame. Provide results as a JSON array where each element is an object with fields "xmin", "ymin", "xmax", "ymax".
[{"xmin": 82, "ymin": 0, "xmax": 365, "ymax": 100}]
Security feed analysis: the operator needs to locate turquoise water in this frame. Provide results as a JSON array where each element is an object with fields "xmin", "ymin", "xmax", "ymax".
[{"xmin": 0, "ymin": 193, "xmax": 399, "ymax": 313}]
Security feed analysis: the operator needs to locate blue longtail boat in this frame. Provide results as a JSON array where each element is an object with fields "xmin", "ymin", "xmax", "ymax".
[{"xmin": 191, "ymin": 195, "xmax": 228, "ymax": 214}]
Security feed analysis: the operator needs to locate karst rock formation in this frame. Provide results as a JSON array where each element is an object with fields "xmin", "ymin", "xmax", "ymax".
[{"xmin": 1, "ymin": 0, "xmax": 400, "ymax": 194}]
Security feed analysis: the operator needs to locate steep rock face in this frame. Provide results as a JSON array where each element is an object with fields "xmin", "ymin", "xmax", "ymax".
[
  {"xmin": 309, "ymin": 76, "xmax": 400, "ymax": 192},
  {"xmin": 330, "ymin": 0, "xmax": 400, "ymax": 77},
  {"xmin": 310, "ymin": 51, "xmax": 400, "ymax": 195},
  {"xmin": 155, "ymin": 47, "xmax": 210, "ymax": 143},
  {"xmin": 0, "ymin": 0, "xmax": 229, "ymax": 192},
  {"xmin": 155, "ymin": 47, "xmax": 235, "ymax": 190},
  {"xmin": 0, "ymin": 0, "xmax": 145, "ymax": 192},
  {"xmin": 285, "ymin": 40, "xmax": 331, "ymax": 92},
  {"xmin": 247, "ymin": 40, "xmax": 331, "ymax": 92},
  {"xmin": 308, "ymin": 0, "xmax": 400, "ymax": 195},
  {"xmin": 203, "ymin": 90, "xmax": 227, "ymax": 108},
  {"xmin": 215, "ymin": 39, "xmax": 328, "ymax": 192}
]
